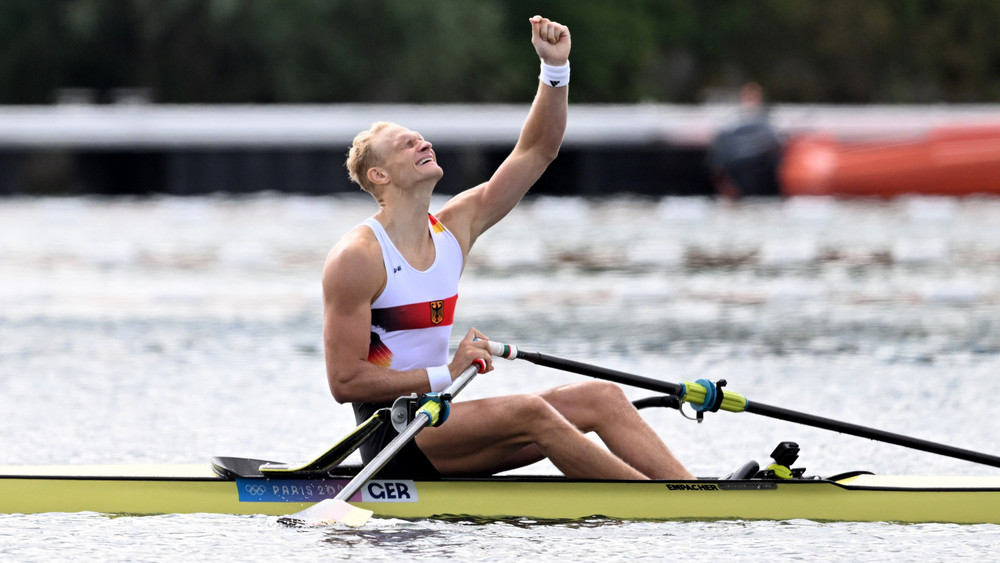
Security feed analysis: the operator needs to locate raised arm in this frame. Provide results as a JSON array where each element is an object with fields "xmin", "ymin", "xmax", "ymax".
[{"xmin": 438, "ymin": 15, "xmax": 572, "ymax": 253}]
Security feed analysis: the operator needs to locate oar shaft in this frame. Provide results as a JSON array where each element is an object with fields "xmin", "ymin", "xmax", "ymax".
[
  {"xmin": 511, "ymin": 350, "xmax": 685, "ymax": 397},
  {"xmin": 334, "ymin": 412, "xmax": 427, "ymax": 502},
  {"xmin": 332, "ymin": 363, "xmax": 481, "ymax": 502},
  {"xmin": 490, "ymin": 340, "xmax": 1000, "ymax": 470},
  {"xmin": 747, "ymin": 401, "xmax": 1000, "ymax": 469}
]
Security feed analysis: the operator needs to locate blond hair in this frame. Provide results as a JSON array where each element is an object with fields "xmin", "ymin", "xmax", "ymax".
[{"xmin": 346, "ymin": 121, "xmax": 396, "ymax": 193}]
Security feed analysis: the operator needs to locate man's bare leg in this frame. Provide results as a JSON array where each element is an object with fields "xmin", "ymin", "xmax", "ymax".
[
  {"xmin": 535, "ymin": 381, "xmax": 695, "ymax": 480},
  {"xmin": 416, "ymin": 393, "xmax": 649, "ymax": 479}
]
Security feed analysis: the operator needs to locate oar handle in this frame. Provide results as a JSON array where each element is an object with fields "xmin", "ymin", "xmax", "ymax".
[{"xmin": 488, "ymin": 341, "xmax": 519, "ymax": 359}]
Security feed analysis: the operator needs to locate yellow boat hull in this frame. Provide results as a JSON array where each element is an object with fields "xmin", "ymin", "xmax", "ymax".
[{"xmin": 2, "ymin": 464, "xmax": 999, "ymax": 524}]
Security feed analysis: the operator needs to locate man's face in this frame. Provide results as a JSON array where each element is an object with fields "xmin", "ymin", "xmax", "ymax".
[{"xmin": 372, "ymin": 125, "xmax": 442, "ymax": 189}]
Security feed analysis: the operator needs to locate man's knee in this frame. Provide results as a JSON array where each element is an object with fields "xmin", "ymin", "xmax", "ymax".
[
  {"xmin": 510, "ymin": 393, "xmax": 561, "ymax": 420},
  {"xmin": 567, "ymin": 380, "xmax": 630, "ymax": 409}
]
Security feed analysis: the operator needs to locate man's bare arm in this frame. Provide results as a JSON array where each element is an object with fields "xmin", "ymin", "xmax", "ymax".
[
  {"xmin": 438, "ymin": 15, "xmax": 571, "ymax": 252},
  {"xmin": 323, "ymin": 228, "xmax": 427, "ymax": 403}
]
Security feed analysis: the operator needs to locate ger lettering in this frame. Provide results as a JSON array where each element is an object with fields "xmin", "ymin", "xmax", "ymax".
[{"xmin": 366, "ymin": 482, "xmax": 412, "ymax": 500}]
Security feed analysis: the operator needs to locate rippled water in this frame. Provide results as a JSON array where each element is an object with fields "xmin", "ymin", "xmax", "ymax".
[{"xmin": 2, "ymin": 194, "xmax": 1000, "ymax": 560}]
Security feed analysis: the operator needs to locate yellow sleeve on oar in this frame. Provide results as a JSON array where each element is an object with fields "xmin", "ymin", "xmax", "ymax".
[
  {"xmin": 416, "ymin": 394, "xmax": 448, "ymax": 427},
  {"xmin": 680, "ymin": 379, "xmax": 748, "ymax": 413}
]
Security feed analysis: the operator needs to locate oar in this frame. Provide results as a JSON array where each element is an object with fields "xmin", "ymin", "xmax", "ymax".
[
  {"xmin": 488, "ymin": 341, "xmax": 1000, "ymax": 469},
  {"xmin": 280, "ymin": 360, "xmax": 485, "ymax": 527}
]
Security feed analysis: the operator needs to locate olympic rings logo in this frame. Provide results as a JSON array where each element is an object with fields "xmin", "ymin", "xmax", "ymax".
[{"xmin": 244, "ymin": 483, "xmax": 268, "ymax": 496}]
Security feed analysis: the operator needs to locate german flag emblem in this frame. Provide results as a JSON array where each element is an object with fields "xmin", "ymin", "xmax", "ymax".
[{"xmin": 429, "ymin": 300, "xmax": 445, "ymax": 325}]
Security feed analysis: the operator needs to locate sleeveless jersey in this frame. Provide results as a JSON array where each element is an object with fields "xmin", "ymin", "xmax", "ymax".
[
  {"xmin": 352, "ymin": 214, "xmax": 463, "ymax": 477},
  {"xmin": 363, "ymin": 214, "xmax": 463, "ymax": 370}
]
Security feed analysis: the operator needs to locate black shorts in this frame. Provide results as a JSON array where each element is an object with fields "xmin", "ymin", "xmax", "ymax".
[{"xmin": 354, "ymin": 401, "xmax": 442, "ymax": 480}]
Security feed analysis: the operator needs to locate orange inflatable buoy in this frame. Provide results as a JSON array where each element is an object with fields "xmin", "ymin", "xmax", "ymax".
[{"xmin": 780, "ymin": 125, "xmax": 1000, "ymax": 197}]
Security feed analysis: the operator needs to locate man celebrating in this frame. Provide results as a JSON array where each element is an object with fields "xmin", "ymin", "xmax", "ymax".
[{"xmin": 322, "ymin": 15, "xmax": 694, "ymax": 480}]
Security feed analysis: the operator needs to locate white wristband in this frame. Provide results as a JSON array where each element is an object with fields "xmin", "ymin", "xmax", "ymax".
[
  {"xmin": 426, "ymin": 365, "xmax": 452, "ymax": 393},
  {"xmin": 540, "ymin": 61, "xmax": 570, "ymax": 88}
]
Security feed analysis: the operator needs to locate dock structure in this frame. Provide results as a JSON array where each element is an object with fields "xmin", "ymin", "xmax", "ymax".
[{"xmin": 1, "ymin": 104, "xmax": 998, "ymax": 196}]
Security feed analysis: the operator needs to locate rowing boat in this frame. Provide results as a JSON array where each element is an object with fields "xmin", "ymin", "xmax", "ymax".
[
  {"xmin": 2, "ymin": 455, "xmax": 999, "ymax": 524},
  {"xmin": 6, "ymin": 344, "xmax": 1000, "ymax": 525}
]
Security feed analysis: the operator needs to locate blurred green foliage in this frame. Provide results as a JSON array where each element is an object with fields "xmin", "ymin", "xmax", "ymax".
[{"xmin": 2, "ymin": 0, "xmax": 1000, "ymax": 104}]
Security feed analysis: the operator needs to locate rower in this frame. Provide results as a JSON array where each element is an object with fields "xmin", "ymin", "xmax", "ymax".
[{"xmin": 320, "ymin": 14, "xmax": 696, "ymax": 482}]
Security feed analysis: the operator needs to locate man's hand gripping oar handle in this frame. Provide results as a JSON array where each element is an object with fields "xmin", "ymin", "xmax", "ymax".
[{"xmin": 281, "ymin": 359, "xmax": 487, "ymax": 527}]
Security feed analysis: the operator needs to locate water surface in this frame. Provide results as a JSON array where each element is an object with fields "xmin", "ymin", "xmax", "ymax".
[{"xmin": 1, "ymin": 195, "xmax": 999, "ymax": 560}]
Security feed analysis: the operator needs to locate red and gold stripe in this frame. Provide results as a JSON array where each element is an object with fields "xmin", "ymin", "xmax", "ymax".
[{"xmin": 370, "ymin": 294, "xmax": 457, "ymax": 333}]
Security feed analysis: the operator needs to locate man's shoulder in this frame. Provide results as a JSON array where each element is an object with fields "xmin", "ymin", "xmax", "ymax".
[
  {"xmin": 324, "ymin": 225, "xmax": 382, "ymax": 278},
  {"xmin": 339, "ymin": 222, "xmax": 379, "ymax": 246},
  {"xmin": 434, "ymin": 184, "xmax": 488, "ymax": 248}
]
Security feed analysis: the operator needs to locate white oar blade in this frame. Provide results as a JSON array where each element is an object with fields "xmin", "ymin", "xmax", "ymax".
[{"xmin": 279, "ymin": 499, "xmax": 373, "ymax": 527}]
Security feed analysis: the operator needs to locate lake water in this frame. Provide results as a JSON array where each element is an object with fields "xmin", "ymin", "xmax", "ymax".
[{"xmin": 1, "ymin": 194, "xmax": 999, "ymax": 560}]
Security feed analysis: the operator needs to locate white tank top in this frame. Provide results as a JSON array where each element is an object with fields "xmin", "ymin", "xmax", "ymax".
[{"xmin": 363, "ymin": 214, "xmax": 463, "ymax": 370}]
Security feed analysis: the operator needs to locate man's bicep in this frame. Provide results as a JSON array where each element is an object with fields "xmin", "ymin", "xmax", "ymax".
[
  {"xmin": 321, "ymin": 245, "xmax": 382, "ymax": 398},
  {"xmin": 323, "ymin": 288, "xmax": 372, "ymax": 364}
]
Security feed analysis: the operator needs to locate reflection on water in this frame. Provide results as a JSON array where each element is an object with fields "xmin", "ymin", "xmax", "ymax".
[
  {"xmin": 320, "ymin": 522, "xmax": 451, "ymax": 552},
  {"xmin": 1, "ymin": 194, "xmax": 999, "ymax": 559}
]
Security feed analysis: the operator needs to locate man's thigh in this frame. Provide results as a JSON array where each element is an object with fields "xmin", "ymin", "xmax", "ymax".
[{"xmin": 415, "ymin": 394, "xmax": 546, "ymax": 475}]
